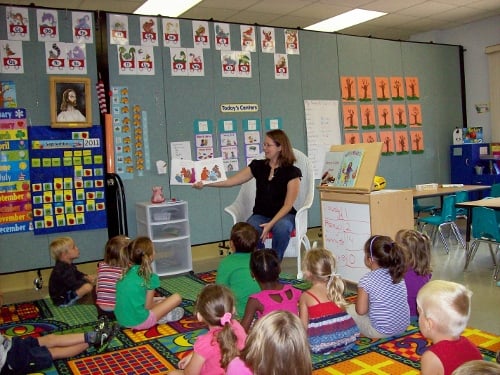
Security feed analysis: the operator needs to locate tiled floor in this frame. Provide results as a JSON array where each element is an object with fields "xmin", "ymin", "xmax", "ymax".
[{"xmin": 4, "ymin": 225, "xmax": 500, "ymax": 335}]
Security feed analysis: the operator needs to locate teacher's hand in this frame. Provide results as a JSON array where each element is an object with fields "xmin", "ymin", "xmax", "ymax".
[
  {"xmin": 259, "ymin": 222, "xmax": 272, "ymax": 242},
  {"xmin": 192, "ymin": 181, "xmax": 204, "ymax": 189}
]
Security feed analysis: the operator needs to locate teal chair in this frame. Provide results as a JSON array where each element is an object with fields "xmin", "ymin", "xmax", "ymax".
[
  {"xmin": 489, "ymin": 183, "xmax": 500, "ymax": 198},
  {"xmin": 417, "ymin": 194, "xmax": 464, "ymax": 254},
  {"xmin": 413, "ymin": 199, "xmax": 437, "ymax": 218},
  {"xmin": 455, "ymin": 190, "xmax": 469, "ymax": 220},
  {"xmin": 464, "ymin": 206, "xmax": 499, "ymax": 278}
]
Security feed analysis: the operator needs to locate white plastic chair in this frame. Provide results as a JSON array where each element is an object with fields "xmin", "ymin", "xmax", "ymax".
[{"xmin": 224, "ymin": 148, "xmax": 315, "ymax": 279}]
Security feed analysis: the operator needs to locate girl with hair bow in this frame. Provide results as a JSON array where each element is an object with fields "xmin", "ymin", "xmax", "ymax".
[{"xmin": 170, "ymin": 284, "xmax": 247, "ymax": 375}]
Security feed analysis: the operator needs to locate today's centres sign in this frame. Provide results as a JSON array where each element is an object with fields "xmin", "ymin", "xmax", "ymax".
[{"xmin": 220, "ymin": 103, "xmax": 259, "ymax": 113}]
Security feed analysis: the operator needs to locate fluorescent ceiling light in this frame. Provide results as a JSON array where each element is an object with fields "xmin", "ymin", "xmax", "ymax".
[
  {"xmin": 305, "ymin": 9, "xmax": 387, "ymax": 32},
  {"xmin": 134, "ymin": 0, "xmax": 202, "ymax": 17}
]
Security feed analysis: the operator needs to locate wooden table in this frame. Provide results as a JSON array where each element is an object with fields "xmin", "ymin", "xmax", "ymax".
[
  {"xmin": 410, "ymin": 184, "xmax": 491, "ymax": 199},
  {"xmin": 456, "ymin": 197, "xmax": 500, "ymax": 249}
]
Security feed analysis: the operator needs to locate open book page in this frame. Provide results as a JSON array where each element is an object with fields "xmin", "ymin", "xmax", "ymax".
[{"xmin": 170, "ymin": 157, "xmax": 227, "ymax": 185}]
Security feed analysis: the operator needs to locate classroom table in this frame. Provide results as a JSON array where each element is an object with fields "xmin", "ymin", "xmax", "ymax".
[
  {"xmin": 409, "ymin": 184, "xmax": 491, "ymax": 200},
  {"xmin": 455, "ymin": 197, "xmax": 500, "ymax": 250}
]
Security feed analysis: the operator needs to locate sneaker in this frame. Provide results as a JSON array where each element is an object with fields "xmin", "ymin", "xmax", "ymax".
[
  {"xmin": 157, "ymin": 307, "xmax": 184, "ymax": 324},
  {"xmin": 93, "ymin": 318, "xmax": 120, "ymax": 353}
]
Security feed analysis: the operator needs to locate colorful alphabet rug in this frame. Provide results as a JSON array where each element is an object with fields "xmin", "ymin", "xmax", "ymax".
[{"xmin": 1, "ymin": 271, "xmax": 499, "ymax": 374}]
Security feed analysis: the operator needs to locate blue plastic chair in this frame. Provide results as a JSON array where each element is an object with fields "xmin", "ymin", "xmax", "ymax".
[
  {"xmin": 464, "ymin": 206, "xmax": 499, "ymax": 278},
  {"xmin": 417, "ymin": 194, "xmax": 465, "ymax": 253}
]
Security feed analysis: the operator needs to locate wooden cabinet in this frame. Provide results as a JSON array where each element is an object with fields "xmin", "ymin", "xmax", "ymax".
[
  {"xmin": 136, "ymin": 201, "xmax": 192, "ymax": 276},
  {"xmin": 319, "ymin": 189, "xmax": 414, "ymax": 283}
]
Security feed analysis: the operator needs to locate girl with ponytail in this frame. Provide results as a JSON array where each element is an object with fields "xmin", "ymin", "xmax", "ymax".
[
  {"xmin": 114, "ymin": 236, "xmax": 184, "ymax": 329},
  {"xmin": 299, "ymin": 248, "xmax": 359, "ymax": 354}
]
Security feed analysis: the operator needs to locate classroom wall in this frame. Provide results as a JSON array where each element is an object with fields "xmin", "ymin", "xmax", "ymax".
[
  {"xmin": 411, "ymin": 14, "xmax": 500, "ymax": 142},
  {"xmin": 0, "ymin": 5, "xmax": 464, "ymax": 274}
]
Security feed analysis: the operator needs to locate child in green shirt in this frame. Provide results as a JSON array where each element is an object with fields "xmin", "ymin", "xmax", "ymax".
[{"xmin": 216, "ymin": 222, "xmax": 260, "ymax": 318}]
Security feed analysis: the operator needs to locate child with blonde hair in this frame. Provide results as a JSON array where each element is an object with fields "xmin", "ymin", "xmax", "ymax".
[
  {"xmin": 48, "ymin": 237, "xmax": 96, "ymax": 306},
  {"xmin": 96, "ymin": 235, "xmax": 130, "ymax": 318},
  {"xmin": 451, "ymin": 360, "xmax": 500, "ymax": 375},
  {"xmin": 346, "ymin": 235, "xmax": 410, "ymax": 338},
  {"xmin": 114, "ymin": 237, "xmax": 184, "ymax": 329},
  {"xmin": 227, "ymin": 310, "xmax": 312, "ymax": 375},
  {"xmin": 417, "ymin": 280, "xmax": 482, "ymax": 375},
  {"xmin": 240, "ymin": 248, "xmax": 302, "ymax": 332},
  {"xmin": 396, "ymin": 229, "xmax": 432, "ymax": 318},
  {"xmin": 170, "ymin": 284, "xmax": 247, "ymax": 374},
  {"xmin": 299, "ymin": 248, "xmax": 359, "ymax": 354}
]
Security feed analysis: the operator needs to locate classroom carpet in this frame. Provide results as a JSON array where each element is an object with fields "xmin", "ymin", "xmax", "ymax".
[{"xmin": 1, "ymin": 270, "xmax": 499, "ymax": 375}]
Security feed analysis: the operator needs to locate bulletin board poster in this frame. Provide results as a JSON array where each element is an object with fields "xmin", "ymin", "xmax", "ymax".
[
  {"xmin": 28, "ymin": 125, "xmax": 107, "ymax": 235},
  {"xmin": 0, "ymin": 108, "xmax": 32, "ymax": 235}
]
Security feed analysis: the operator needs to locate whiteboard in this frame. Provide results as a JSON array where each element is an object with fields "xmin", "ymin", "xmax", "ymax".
[
  {"xmin": 304, "ymin": 100, "xmax": 341, "ymax": 179},
  {"xmin": 321, "ymin": 200, "xmax": 371, "ymax": 283}
]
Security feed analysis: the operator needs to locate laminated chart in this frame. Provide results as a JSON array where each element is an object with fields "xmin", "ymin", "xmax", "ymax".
[{"xmin": 28, "ymin": 125, "xmax": 106, "ymax": 234}]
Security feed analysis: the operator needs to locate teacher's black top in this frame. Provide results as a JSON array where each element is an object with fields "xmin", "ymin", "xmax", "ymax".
[{"xmin": 249, "ymin": 159, "xmax": 302, "ymax": 218}]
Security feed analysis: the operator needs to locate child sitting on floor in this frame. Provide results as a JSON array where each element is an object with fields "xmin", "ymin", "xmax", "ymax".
[
  {"xmin": 48, "ymin": 236, "xmax": 96, "ymax": 307},
  {"xmin": 114, "ymin": 236, "xmax": 184, "ymax": 329},
  {"xmin": 395, "ymin": 229, "xmax": 432, "ymax": 318},
  {"xmin": 346, "ymin": 235, "xmax": 410, "ymax": 338},
  {"xmin": 170, "ymin": 284, "xmax": 247, "ymax": 374},
  {"xmin": 299, "ymin": 248, "xmax": 359, "ymax": 354},
  {"xmin": 227, "ymin": 310, "xmax": 312, "ymax": 375},
  {"xmin": 216, "ymin": 222, "xmax": 260, "ymax": 318},
  {"xmin": 0, "ymin": 308, "xmax": 118, "ymax": 374},
  {"xmin": 240, "ymin": 248, "xmax": 302, "ymax": 332},
  {"xmin": 96, "ymin": 235, "xmax": 130, "ymax": 318},
  {"xmin": 417, "ymin": 280, "xmax": 483, "ymax": 375}
]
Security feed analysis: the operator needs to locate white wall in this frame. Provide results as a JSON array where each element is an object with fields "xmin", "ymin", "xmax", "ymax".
[{"xmin": 411, "ymin": 15, "xmax": 500, "ymax": 143}]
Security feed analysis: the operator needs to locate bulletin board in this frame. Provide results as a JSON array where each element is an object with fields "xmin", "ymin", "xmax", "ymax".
[{"xmin": 28, "ymin": 126, "xmax": 107, "ymax": 235}]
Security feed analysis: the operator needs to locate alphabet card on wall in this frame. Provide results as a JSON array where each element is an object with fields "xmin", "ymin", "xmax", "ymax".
[
  {"xmin": 36, "ymin": 9, "xmax": 59, "ymax": 42},
  {"xmin": 72, "ymin": 12, "xmax": 94, "ymax": 44},
  {"xmin": 0, "ymin": 40, "xmax": 24, "ymax": 74}
]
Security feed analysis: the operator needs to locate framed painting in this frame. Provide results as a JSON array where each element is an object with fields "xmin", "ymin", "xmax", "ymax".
[{"xmin": 49, "ymin": 76, "xmax": 92, "ymax": 128}]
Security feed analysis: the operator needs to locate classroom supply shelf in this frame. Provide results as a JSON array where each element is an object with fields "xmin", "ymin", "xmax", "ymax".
[{"xmin": 136, "ymin": 201, "xmax": 192, "ymax": 276}]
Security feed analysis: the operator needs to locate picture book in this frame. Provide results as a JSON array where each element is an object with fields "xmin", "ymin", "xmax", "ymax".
[
  {"xmin": 170, "ymin": 157, "xmax": 227, "ymax": 185},
  {"xmin": 320, "ymin": 149, "xmax": 364, "ymax": 188}
]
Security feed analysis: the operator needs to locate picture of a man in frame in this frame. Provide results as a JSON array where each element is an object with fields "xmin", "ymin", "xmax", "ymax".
[{"xmin": 55, "ymin": 83, "xmax": 87, "ymax": 122}]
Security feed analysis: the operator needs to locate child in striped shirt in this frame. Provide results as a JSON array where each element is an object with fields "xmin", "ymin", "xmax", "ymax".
[{"xmin": 96, "ymin": 235, "xmax": 130, "ymax": 318}]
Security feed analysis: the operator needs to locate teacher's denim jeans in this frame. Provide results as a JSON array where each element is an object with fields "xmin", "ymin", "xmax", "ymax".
[{"xmin": 247, "ymin": 213, "xmax": 295, "ymax": 261}]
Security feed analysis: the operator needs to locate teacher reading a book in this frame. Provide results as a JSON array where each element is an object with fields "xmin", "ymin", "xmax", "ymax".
[{"xmin": 193, "ymin": 129, "xmax": 302, "ymax": 261}]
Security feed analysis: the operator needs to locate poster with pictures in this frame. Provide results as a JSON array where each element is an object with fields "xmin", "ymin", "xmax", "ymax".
[
  {"xmin": 284, "ymin": 29, "xmax": 299, "ymax": 54},
  {"xmin": 140, "ymin": 16, "xmax": 158, "ymax": 46},
  {"xmin": 241, "ymin": 25, "xmax": 256, "ymax": 52},
  {"xmin": 260, "ymin": 27, "xmax": 275, "ymax": 53},
  {"xmin": 221, "ymin": 51, "xmax": 251, "ymax": 78},
  {"xmin": 193, "ymin": 20, "xmax": 210, "ymax": 48},
  {"xmin": 274, "ymin": 54, "xmax": 289, "ymax": 79},
  {"xmin": 0, "ymin": 81, "xmax": 17, "ymax": 107},
  {"xmin": 6, "ymin": 7, "xmax": 30, "ymax": 41},
  {"xmin": 214, "ymin": 23, "xmax": 230, "ymax": 50},
  {"xmin": 0, "ymin": 40, "xmax": 24, "ymax": 73},
  {"xmin": 109, "ymin": 14, "xmax": 129, "ymax": 45},
  {"xmin": 72, "ymin": 12, "xmax": 93, "ymax": 43},
  {"xmin": 45, "ymin": 42, "xmax": 87, "ymax": 74},
  {"xmin": 163, "ymin": 18, "xmax": 180, "ymax": 47},
  {"xmin": 170, "ymin": 48, "xmax": 204, "ymax": 77},
  {"xmin": 116, "ymin": 45, "xmax": 154, "ymax": 75},
  {"xmin": 37, "ymin": 9, "xmax": 59, "ymax": 42}
]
